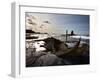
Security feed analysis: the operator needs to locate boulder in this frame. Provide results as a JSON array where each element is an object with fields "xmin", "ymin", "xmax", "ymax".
[{"xmin": 34, "ymin": 53, "xmax": 64, "ymax": 66}]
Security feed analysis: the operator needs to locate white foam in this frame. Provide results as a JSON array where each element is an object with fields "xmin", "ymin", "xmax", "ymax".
[
  {"xmin": 70, "ymin": 36, "xmax": 89, "ymax": 39},
  {"xmin": 34, "ymin": 41, "xmax": 46, "ymax": 52}
]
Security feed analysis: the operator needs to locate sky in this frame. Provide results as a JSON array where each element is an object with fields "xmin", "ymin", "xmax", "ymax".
[{"xmin": 26, "ymin": 12, "xmax": 89, "ymax": 35}]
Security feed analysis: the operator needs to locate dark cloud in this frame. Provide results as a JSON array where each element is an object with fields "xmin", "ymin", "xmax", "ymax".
[{"xmin": 43, "ymin": 21, "xmax": 51, "ymax": 24}]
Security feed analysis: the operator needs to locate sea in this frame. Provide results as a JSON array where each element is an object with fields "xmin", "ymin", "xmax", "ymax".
[{"xmin": 26, "ymin": 34, "xmax": 89, "ymax": 51}]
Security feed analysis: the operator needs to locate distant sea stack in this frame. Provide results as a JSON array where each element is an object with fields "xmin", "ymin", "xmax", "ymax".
[
  {"xmin": 71, "ymin": 30, "xmax": 75, "ymax": 36},
  {"xmin": 66, "ymin": 30, "xmax": 68, "ymax": 42}
]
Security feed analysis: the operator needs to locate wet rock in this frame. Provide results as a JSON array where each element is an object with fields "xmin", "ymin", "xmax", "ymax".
[
  {"xmin": 26, "ymin": 48, "xmax": 35, "ymax": 66},
  {"xmin": 34, "ymin": 53, "xmax": 64, "ymax": 66},
  {"xmin": 43, "ymin": 37, "xmax": 68, "ymax": 52}
]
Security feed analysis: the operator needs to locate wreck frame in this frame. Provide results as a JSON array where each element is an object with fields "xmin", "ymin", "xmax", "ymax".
[{"xmin": 11, "ymin": 2, "xmax": 96, "ymax": 78}]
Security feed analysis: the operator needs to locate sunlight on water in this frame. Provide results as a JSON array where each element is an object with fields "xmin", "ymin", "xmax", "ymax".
[{"xmin": 70, "ymin": 36, "xmax": 89, "ymax": 40}]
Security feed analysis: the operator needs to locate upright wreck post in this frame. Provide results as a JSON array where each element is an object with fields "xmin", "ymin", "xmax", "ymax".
[{"xmin": 66, "ymin": 30, "xmax": 68, "ymax": 42}]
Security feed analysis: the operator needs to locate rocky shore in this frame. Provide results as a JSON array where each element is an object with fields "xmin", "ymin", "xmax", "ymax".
[{"xmin": 26, "ymin": 37, "xmax": 89, "ymax": 67}]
